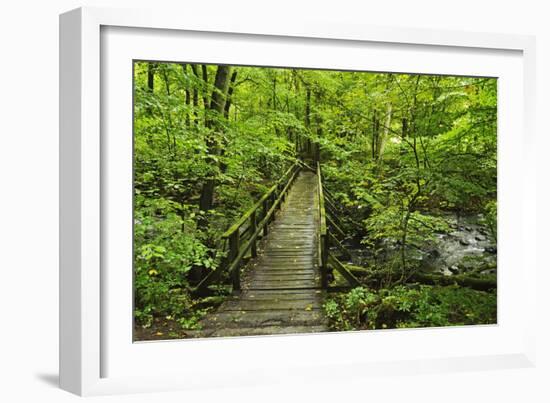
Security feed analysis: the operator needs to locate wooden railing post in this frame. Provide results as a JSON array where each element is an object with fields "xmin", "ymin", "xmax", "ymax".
[
  {"xmin": 229, "ymin": 231, "xmax": 241, "ymax": 292},
  {"xmin": 317, "ymin": 161, "xmax": 329, "ymax": 289},
  {"xmin": 250, "ymin": 211, "xmax": 258, "ymax": 258},
  {"xmin": 270, "ymin": 192, "xmax": 276, "ymax": 220},
  {"xmin": 262, "ymin": 199, "xmax": 269, "ymax": 236},
  {"xmin": 321, "ymin": 233, "xmax": 330, "ymax": 288}
]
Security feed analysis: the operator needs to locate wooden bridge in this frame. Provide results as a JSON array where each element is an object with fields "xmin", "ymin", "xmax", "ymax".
[{"xmin": 192, "ymin": 161, "xmax": 360, "ymax": 338}]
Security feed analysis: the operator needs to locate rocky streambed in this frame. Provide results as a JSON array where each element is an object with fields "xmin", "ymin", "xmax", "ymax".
[
  {"xmin": 344, "ymin": 213, "xmax": 497, "ymax": 277},
  {"xmin": 423, "ymin": 214, "xmax": 496, "ymax": 276}
]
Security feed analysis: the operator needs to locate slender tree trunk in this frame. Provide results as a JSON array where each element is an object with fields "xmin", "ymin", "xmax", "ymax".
[
  {"xmin": 198, "ymin": 65, "xmax": 232, "ymax": 215},
  {"xmin": 181, "ymin": 64, "xmax": 191, "ymax": 126},
  {"xmin": 160, "ymin": 67, "xmax": 176, "ymax": 152},
  {"xmin": 305, "ymin": 86, "xmax": 311, "ymax": 154},
  {"xmin": 147, "ymin": 63, "xmax": 155, "ymax": 92},
  {"xmin": 314, "ymin": 91, "xmax": 323, "ymax": 163},
  {"xmin": 376, "ymin": 110, "xmax": 378, "ymax": 161},
  {"xmin": 377, "ymin": 103, "xmax": 392, "ymax": 159},
  {"xmin": 190, "ymin": 64, "xmax": 200, "ymax": 124},
  {"xmin": 161, "ymin": 66, "xmax": 171, "ymax": 96},
  {"xmin": 220, "ymin": 70, "xmax": 238, "ymax": 174},
  {"xmin": 223, "ymin": 71, "xmax": 238, "ymax": 120},
  {"xmin": 272, "ymin": 76, "xmax": 277, "ymax": 109},
  {"xmin": 146, "ymin": 63, "xmax": 155, "ymax": 115},
  {"xmin": 201, "ymin": 64, "xmax": 209, "ymax": 110}
]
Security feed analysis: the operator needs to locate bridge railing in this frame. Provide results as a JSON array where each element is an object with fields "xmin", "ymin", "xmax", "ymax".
[
  {"xmin": 195, "ymin": 162, "xmax": 301, "ymax": 295},
  {"xmin": 317, "ymin": 162, "xmax": 329, "ymax": 287},
  {"xmin": 316, "ymin": 161, "xmax": 361, "ymax": 289}
]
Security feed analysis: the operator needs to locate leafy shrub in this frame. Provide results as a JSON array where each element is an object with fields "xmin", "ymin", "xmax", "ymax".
[
  {"xmin": 323, "ymin": 285, "xmax": 496, "ymax": 331},
  {"xmin": 134, "ymin": 196, "xmax": 218, "ymax": 328}
]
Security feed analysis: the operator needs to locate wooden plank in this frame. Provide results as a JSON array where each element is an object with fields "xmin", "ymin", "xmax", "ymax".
[
  {"xmin": 252, "ymin": 269, "xmax": 316, "ymax": 276},
  {"xmin": 247, "ymin": 282, "xmax": 320, "ymax": 290},
  {"xmin": 243, "ymin": 289, "xmax": 324, "ymax": 297},
  {"xmin": 200, "ymin": 325, "xmax": 328, "ymax": 338},
  {"xmin": 203, "ymin": 310, "xmax": 326, "ymax": 328},
  {"xmin": 328, "ymin": 253, "xmax": 361, "ymax": 287},
  {"xmin": 251, "ymin": 273, "xmax": 318, "ymax": 281},
  {"xmin": 221, "ymin": 299, "xmax": 322, "ymax": 311},
  {"xmin": 263, "ymin": 246, "xmax": 315, "ymax": 251},
  {"xmin": 327, "ymin": 215, "xmax": 346, "ymax": 239},
  {"xmin": 262, "ymin": 251, "xmax": 315, "ymax": 257},
  {"xmin": 256, "ymin": 254, "xmax": 314, "ymax": 259},
  {"xmin": 252, "ymin": 265, "xmax": 316, "ymax": 272},
  {"xmin": 236, "ymin": 295, "xmax": 323, "ymax": 303},
  {"xmin": 255, "ymin": 258, "xmax": 315, "ymax": 264}
]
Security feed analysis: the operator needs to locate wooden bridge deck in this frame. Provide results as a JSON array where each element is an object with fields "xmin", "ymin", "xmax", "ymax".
[{"xmin": 196, "ymin": 170, "xmax": 328, "ymax": 337}]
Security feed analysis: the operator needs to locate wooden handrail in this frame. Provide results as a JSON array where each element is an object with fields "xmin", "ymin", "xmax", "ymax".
[
  {"xmin": 194, "ymin": 162, "xmax": 300, "ymax": 295},
  {"xmin": 196, "ymin": 159, "xmax": 360, "ymax": 295},
  {"xmin": 317, "ymin": 162, "xmax": 327, "ymax": 236},
  {"xmin": 317, "ymin": 162, "xmax": 330, "ymax": 288},
  {"xmin": 328, "ymin": 254, "xmax": 361, "ymax": 287},
  {"xmin": 222, "ymin": 163, "xmax": 298, "ymax": 239},
  {"xmin": 317, "ymin": 161, "xmax": 361, "ymax": 289}
]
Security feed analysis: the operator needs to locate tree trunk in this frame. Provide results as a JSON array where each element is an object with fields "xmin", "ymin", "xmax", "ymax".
[
  {"xmin": 190, "ymin": 64, "xmax": 200, "ymax": 124},
  {"xmin": 223, "ymin": 71, "xmax": 238, "ymax": 120},
  {"xmin": 377, "ymin": 103, "xmax": 392, "ymax": 158},
  {"xmin": 181, "ymin": 64, "xmax": 191, "ymax": 126},
  {"xmin": 304, "ymin": 86, "xmax": 311, "ymax": 155},
  {"xmin": 220, "ymin": 71, "xmax": 238, "ymax": 174},
  {"xmin": 201, "ymin": 64, "xmax": 209, "ymax": 110},
  {"xmin": 345, "ymin": 264, "xmax": 496, "ymax": 292},
  {"xmin": 314, "ymin": 90, "xmax": 323, "ymax": 163},
  {"xmin": 147, "ymin": 63, "xmax": 155, "ymax": 92},
  {"xmin": 160, "ymin": 66, "xmax": 176, "ymax": 152},
  {"xmin": 376, "ymin": 109, "xmax": 378, "ymax": 161},
  {"xmin": 198, "ymin": 65, "xmax": 232, "ymax": 215},
  {"xmin": 192, "ymin": 65, "xmax": 232, "ymax": 284},
  {"xmin": 146, "ymin": 63, "xmax": 155, "ymax": 115}
]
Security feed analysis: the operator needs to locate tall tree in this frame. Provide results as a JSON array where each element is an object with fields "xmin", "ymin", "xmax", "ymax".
[{"xmin": 199, "ymin": 65, "xmax": 233, "ymax": 217}]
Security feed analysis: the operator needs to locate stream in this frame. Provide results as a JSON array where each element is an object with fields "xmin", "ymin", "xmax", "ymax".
[{"xmin": 344, "ymin": 213, "xmax": 497, "ymax": 277}]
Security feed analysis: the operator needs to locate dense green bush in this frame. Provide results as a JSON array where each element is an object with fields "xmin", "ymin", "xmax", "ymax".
[
  {"xmin": 133, "ymin": 195, "xmax": 219, "ymax": 328},
  {"xmin": 323, "ymin": 285, "xmax": 497, "ymax": 331}
]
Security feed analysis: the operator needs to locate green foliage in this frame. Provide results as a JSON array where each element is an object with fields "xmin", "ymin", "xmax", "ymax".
[
  {"xmin": 133, "ymin": 196, "xmax": 219, "ymax": 327},
  {"xmin": 320, "ymin": 75, "xmax": 496, "ymax": 273},
  {"xmin": 324, "ymin": 285, "xmax": 497, "ymax": 331},
  {"xmin": 132, "ymin": 60, "xmax": 497, "ymax": 336}
]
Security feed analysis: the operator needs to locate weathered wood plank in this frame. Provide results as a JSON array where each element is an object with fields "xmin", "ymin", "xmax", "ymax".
[
  {"xmin": 203, "ymin": 310, "xmax": 326, "ymax": 328},
  {"xmin": 221, "ymin": 299, "xmax": 322, "ymax": 311},
  {"xmin": 251, "ymin": 272, "xmax": 318, "ymax": 279},
  {"xmin": 199, "ymin": 325, "xmax": 328, "ymax": 338},
  {"xmin": 328, "ymin": 253, "xmax": 361, "ymax": 287},
  {"xmin": 247, "ymin": 280, "xmax": 320, "ymax": 289},
  {"xmin": 242, "ymin": 289, "xmax": 324, "ymax": 297}
]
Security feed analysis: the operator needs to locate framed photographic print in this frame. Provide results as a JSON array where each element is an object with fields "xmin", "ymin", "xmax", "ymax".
[{"xmin": 60, "ymin": 6, "xmax": 537, "ymax": 396}]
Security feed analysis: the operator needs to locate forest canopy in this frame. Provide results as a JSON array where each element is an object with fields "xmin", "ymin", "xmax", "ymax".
[{"xmin": 133, "ymin": 61, "xmax": 497, "ymax": 340}]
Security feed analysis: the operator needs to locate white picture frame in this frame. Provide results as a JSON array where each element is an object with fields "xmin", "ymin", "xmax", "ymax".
[{"xmin": 60, "ymin": 6, "xmax": 537, "ymax": 396}]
